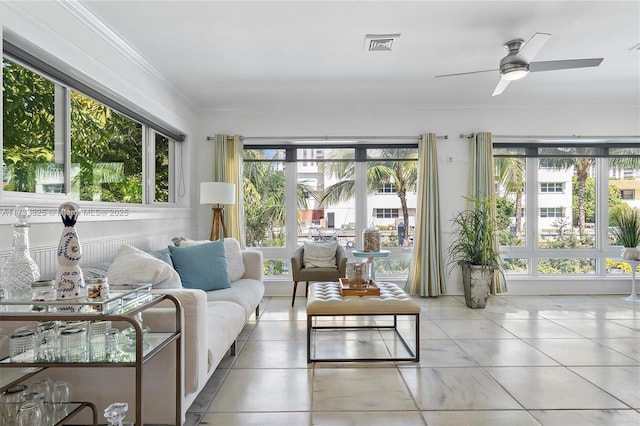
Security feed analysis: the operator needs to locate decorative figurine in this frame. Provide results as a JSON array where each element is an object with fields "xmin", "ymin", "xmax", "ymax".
[{"xmin": 55, "ymin": 202, "xmax": 85, "ymax": 300}]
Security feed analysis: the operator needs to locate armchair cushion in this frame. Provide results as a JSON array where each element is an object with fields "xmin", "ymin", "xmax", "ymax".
[
  {"xmin": 303, "ymin": 240, "xmax": 339, "ymax": 268},
  {"xmin": 291, "ymin": 242, "xmax": 348, "ymax": 281}
]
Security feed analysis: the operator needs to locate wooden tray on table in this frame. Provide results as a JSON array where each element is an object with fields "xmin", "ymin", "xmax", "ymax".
[{"xmin": 339, "ymin": 278, "xmax": 381, "ymax": 296}]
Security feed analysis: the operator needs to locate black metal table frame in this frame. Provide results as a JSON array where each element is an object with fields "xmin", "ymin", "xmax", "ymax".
[{"xmin": 307, "ymin": 312, "xmax": 420, "ymax": 363}]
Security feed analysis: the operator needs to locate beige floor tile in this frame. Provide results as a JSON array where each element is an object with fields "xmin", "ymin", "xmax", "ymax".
[
  {"xmin": 593, "ymin": 338, "xmax": 640, "ymax": 361},
  {"xmin": 524, "ymin": 338, "xmax": 639, "ymax": 365},
  {"xmin": 456, "ymin": 338, "xmax": 559, "ymax": 366},
  {"xmin": 434, "ymin": 319, "xmax": 517, "ymax": 339},
  {"xmin": 496, "ymin": 319, "xmax": 584, "ymax": 338},
  {"xmin": 422, "ymin": 410, "xmax": 540, "ymax": 426},
  {"xmin": 208, "ymin": 368, "xmax": 312, "ymax": 412},
  {"xmin": 484, "ymin": 366, "xmax": 628, "ymax": 409},
  {"xmin": 200, "ymin": 411, "xmax": 311, "ymax": 425},
  {"xmin": 529, "ymin": 409, "xmax": 640, "ymax": 425},
  {"xmin": 313, "ymin": 368, "xmax": 417, "ymax": 411},
  {"xmin": 233, "ymin": 340, "xmax": 309, "ymax": 369},
  {"xmin": 417, "ymin": 339, "xmax": 478, "ymax": 367},
  {"xmin": 549, "ymin": 319, "xmax": 640, "ymax": 339},
  {"xmin": 313, "ymin": 411, "xmax": 426, "ymax": 425},
  {"xmin": 569, "ymin": 366, "xmax": 640, "ymax": 408},
  {"xmin": 400, "ymin": 367, "xmax": 521, "ymax": 410}
]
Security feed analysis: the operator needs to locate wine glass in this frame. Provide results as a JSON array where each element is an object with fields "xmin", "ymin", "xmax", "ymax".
[{"xmin": 51, "ymin": 380, "xmax": 71, "ymax": 418}]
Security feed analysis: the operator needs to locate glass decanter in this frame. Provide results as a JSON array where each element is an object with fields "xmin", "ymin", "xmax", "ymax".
[
  {"xmin": 104, "ymin": 402, "xmax": 128, "ymax": 426},
  {"xmin": 0, "ymin": 206, "xmax": 41, "ymax": 300}
]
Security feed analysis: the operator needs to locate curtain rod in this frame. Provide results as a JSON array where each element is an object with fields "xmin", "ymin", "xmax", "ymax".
[
  {"xmin": 207, "ymin": 134, "xmax": 448, "ymax": 141},
  {"xmin": 459, "ymin": 133, "xmax": 640, "ymax": 140}
]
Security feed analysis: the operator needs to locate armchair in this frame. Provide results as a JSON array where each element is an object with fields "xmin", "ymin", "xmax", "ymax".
[{"xmin": 290, "ymin": 243, "xmax": 348, "ymax": 306}]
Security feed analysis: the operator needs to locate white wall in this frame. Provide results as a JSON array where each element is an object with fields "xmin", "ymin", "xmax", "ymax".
[
  {"xmin": 198, "ymin": 105, "xmax": 640, "ymax": 295},
  {"xmin": 0, "ymin": 2, "xmax": 200, "ymax": 277}
]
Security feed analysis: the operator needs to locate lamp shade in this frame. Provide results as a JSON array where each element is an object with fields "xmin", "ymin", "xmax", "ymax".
[{"xmin": 200, "ymin": 182, "xmax": 236, "ymax": 205}]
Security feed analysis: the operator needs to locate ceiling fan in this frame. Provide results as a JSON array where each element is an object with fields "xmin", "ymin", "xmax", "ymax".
[{"xmin": 435, "ymin": 32, "xmax": 603, "ymax": 96}]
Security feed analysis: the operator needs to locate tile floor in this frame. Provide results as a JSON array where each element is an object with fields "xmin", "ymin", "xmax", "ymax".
[{"xmin": 184, "ymin": 294, "xmax": 640, "ymax": 426}]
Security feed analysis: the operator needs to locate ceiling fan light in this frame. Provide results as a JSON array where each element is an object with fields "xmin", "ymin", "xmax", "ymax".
[{"xmin": 501, "ymin": 66, "xmax": 529, "ymax": 81}]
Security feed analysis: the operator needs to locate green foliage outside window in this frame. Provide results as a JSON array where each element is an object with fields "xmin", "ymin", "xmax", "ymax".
[{"xmin": 2, "ymin": 58, "xmax": 169, "ymax": 203}]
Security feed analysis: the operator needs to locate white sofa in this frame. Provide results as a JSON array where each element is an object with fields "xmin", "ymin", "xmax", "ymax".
[{"xmin": 40, "ymin": 245, "xmax": 264, "ymax": 424}]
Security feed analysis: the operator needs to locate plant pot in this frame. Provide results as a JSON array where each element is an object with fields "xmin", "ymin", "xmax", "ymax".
[
  {"xmin": 461, "ymin": 263, "xmax": 492, "ymax": 309},
  {"xmin": 621, "ymin": 247, "xmax": 640, "ymax": 260}
]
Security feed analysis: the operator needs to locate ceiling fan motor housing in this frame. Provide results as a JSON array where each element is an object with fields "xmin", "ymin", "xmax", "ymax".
[{"xmin": 500, "ymin": 38, "xmax": 529, "ymax": 79}]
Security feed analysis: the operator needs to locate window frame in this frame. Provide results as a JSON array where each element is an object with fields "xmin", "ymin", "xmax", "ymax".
[{"xmin": 2, "ymin": 50, "xmax": 178, "ymax": 206}]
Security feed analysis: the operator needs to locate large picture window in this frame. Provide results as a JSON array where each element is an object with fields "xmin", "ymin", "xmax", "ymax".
[
  {"xmin": 495, "ymin": 144, "xmax": 640, "ymax": 277},
  {"xmin": 243, "ymin": 143, "xmax": 417, "ymax": 279},
  {"xmin": 2, "ymin": 55, "xmax": 176, "ymax": 204}
]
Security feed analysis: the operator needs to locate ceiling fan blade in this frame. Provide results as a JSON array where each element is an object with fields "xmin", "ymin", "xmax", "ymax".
[
  {"xmin": 529, "ymin": 58, "xmax": 604, "ymax": 72},
  {"xmin": 518, "ymin": 32, "xmax": 551, "ymax": 62},
  {"xmin": 435, "ymin": 68, "xmax": 498, "ymax": 78},
  {"xmin": 492, "ymin": 78, "xmax": 511, "ymax": 96}
]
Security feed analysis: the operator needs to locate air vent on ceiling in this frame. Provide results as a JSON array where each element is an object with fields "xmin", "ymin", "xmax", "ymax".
[{"xmin": 365, "ymin": 34, "xmax": 400, "ymax": 51}]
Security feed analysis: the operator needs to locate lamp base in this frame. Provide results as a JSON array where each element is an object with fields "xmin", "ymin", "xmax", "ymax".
[{"xmin": 210, "ymin": 207, "xmax": 228, "ymax": 241}]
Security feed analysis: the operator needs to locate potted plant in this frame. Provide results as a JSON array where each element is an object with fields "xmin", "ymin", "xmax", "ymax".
[
  {"xmin": 610, "ymin": 208, "xmax": 640, "ymax": 260},
  {"xmin": 446, "ymin": 198, "xmax": 504, "ymax": 309}
]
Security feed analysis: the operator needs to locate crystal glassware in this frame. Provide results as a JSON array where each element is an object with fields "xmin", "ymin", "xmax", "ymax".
[
  {"xmin": 0, "ymin": 206, "xmax": 41, "ymax": 301},
  {"xmin": 104, "ymin": 402, "xmax": 128, "ymax": 426},
  {"xmin": 17, "ymin": 401, "xmax": 43, "ymax": 426},
  {"xmin": 10, "ymin": 328, "xmax": 36, "ymax": 362}
]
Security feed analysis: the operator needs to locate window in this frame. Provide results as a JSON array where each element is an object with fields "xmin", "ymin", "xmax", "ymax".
[
  {"xmin": 620, "ymin": 189, "xmax": 635, "ymax": 200},
  {"xmin": 2, "ymin": 53, "xmax": 178, "ymax": 204},
  {"xmin": 495, "ymin": 143, "xmax": 640, "ymax": 278},
  {"xmin": 378, "ymin": 183, "xmax": 396, "ymax": 193},
  {"xmin": 540, "ymin": 182, "xmax": 564, "ymax": 193},
  {"xmin": 375, "ymin": 208, "xmax": 400, "ymax": 218},
  {"xmin": 540, "ymin": 207, "xmax": 564, "ymax": 218},
  {"xmin": 243, "ymin": 143, "xmax": 418, "ymax": 279}
]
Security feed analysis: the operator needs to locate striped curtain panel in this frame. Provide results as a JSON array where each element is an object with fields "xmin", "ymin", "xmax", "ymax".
[
  {"xmin": 213, "ymin": 134, "xmax": 246, "ymax": 247},
  {"xmin": 469, "ymin": 132, "xmax": 507, "ymax": 293},
  {"xmin": 406, "ymin": 133, "xmax": 446, "ymax": 297}
]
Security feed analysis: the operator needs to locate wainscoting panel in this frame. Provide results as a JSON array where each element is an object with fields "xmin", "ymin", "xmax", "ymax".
[{"xmin": 0, "ymin": 229, "xmax": 192, "ymax": 279}]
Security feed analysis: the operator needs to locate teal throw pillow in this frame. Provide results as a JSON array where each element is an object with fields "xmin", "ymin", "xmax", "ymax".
[{"xmin": 168, "ymin": 240, "xmax": 231, "ymax": 291}]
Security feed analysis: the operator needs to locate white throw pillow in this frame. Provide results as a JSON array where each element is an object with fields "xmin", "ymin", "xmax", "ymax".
[
  {"xmin": 179, "ymin": 238, "xmax": 245, "ymax": 282},
  {"xmin": 303, "ymin": 240, "xmax": 338, "ymax": 268},
  {"xmin": 223, "ymin": 238, "xmax": 245, "ymax": 282},
  {"xmin": 107, "ymin": 244, "xmax": 181, "ymax": 289}
]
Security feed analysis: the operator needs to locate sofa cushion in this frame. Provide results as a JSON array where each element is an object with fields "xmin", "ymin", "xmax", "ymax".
[
  {"xmin": 107, "ymin": 244, "xmax": 181, "ymax": 289},
  {"xmin": 205, "ymin": 278, "xmax": 264, "ymax": 319},
  {"xmin": 178, "ymin": 238, "xmax": 245, "ymax": 282},
  {"xmin": 303, "ymin": 240, "xmax": 338, "ymax": 268},
  {"xmin": 169, "ymin": 240, "xmax": 231, "ymax": 291}
]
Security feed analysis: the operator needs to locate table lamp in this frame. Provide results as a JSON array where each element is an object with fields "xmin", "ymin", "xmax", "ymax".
[{"xmin": 200, "ymin": 182, "xmax": 236, "ymax": 240}]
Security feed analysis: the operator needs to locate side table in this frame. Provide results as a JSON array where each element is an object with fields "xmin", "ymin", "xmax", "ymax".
[
  {"xmin": 351, "ymin": 250, "xmax": 390, "ymax": 280},
  {"xmin": 611, "ymin": 257, "xmax": 640, "ymax": 303}
]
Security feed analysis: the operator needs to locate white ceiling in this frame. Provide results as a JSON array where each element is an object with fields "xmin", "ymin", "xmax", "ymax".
[{"xmin": 81, "ymin": 1, "xmax": 640, "ymax": 113}]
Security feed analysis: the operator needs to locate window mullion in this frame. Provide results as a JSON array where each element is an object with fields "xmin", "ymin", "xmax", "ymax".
[{"xmin": 60, "ymin": 86, "xmax": 71, "ymax": 195}]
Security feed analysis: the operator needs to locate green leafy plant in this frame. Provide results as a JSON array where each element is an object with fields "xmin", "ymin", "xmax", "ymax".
[
  {"xmin": 610, "ymin": 208, "xmax": 640, "ymax": 248},
  {"xmin": 446, "ymin": 198, "xmax": 503, "ymax": 272}
]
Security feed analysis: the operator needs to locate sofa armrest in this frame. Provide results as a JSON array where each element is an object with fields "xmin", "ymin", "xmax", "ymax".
[
  {"xmin": 241, "ymin": 249, "xmax": 263, "ymax": 281},
  {"xmin": 146, "ymin": 288, "xmax": 208, "ymax": 395}
]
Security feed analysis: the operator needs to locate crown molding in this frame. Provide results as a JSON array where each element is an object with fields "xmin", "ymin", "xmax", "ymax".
[{"xmin": 55, "ymin": 0, "xmax": 197, "ymax": 111}]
